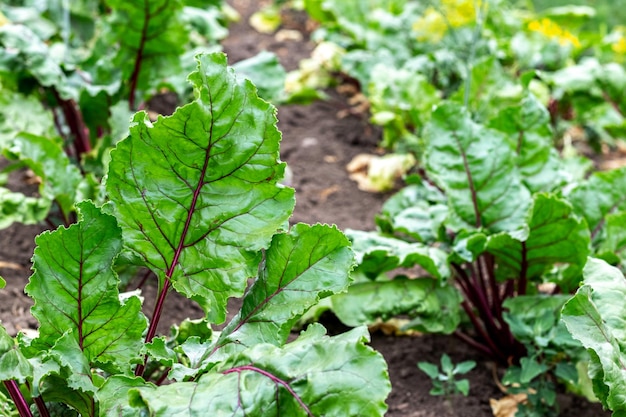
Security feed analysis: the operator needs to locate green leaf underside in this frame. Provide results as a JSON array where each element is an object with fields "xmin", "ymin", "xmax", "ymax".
[
  {"xmin": 0, "ymin": 91, "xmax": 56, "ymax": 142},
  {"xmin": 488, "ymin": 94, "xmax": 563, "ymax": 193},
  {"xmin": 106, "ymin": 53, "xmax": 295, "ymax": 323},
  {"xmin": 332, "ymin": 277, "xmax": 462, "ymax": 333},
  {"xmin": 134, "ymin": 325, "xmax": 390, "ymax": 417},
  {"xmin": 0, "ymin": 188, "xmax": 50, "ymax": 229},
  {"xmin": 424, "ymin": 102, "xmax": 531, "ymax": 233},
  {"xmin": 562, "ymin": 258, "xmax": 626, "ymax": 413},
  {"xmin": 376, "ymin": 181, "xmax": 448, "ymax": 244},
  {"xmin": 600, "ymin": 212, "xmax": 626, "ymax": 257},
  {"xmin": 568, "ymin": 167, "xmax": 626, "ymax": 235},
  {"xmin": 347, "ymin": 230, "xmax": 450, "ymax": 280},
  {"xmin": 487, "ymin": 193, "xmax": 590, "ymax": 281},
  {"xmin": 0, "ymin": 326, "xmax": 31, "ymax": 383},
  {"xmin": 26, "ymin": 201, "xmax": 146, "ymax": 370}
]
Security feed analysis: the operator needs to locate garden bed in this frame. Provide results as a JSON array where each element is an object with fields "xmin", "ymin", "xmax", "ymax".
[{"xmin": 0, "ymin": 1, "xmax": 613, "ymax": 416}]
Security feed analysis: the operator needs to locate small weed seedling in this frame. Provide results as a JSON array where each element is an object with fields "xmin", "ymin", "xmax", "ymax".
[{"xmin": 418, "ymin": 353, "xmax": 476, "ymax": 397}]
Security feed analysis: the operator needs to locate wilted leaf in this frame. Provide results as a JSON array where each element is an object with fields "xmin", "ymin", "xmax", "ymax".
[{"xmin": 490, "ymin": 393, "xmax": 527, "ymax": 417}]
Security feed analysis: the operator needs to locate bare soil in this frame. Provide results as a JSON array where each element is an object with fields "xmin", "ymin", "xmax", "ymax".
[{"xmin": 0, "ymin": 0, "xmax": 611, "ymax": 416}]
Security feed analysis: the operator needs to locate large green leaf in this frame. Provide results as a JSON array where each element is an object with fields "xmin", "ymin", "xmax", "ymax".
[
  {"xmin": 106, "ymin": 53, "xmax": 295, "ymax": 323},
  {"xmin": 216, "ymin": 224, "xmax": 354, "ymax": 352},
  {"xmin": 40, "ymin": 332, "xmax": 98, "ymax": 416},
  {"xmin": 487, "ymin": 193, "xmax": 590, "ymax": 283},
  {"xmin": 332, "ymin": 277, "xmax": 462, "ymax": 333},
  {"xmin": 562, "ymin": 258, "xmax": 626, "ymax": 414},
  {"xmin": 375, "ymin": 180, "xmax": 448, "ymax": 244},
  {"xmin": 368, "ymin": 65, "xmax": 440, "ymax": 149},
  {"xmin": 96, "ymin": 375, "xmax": 154, "ymax": 417},
  {"xmin": 489, "ymin": 93, "xmax": 564, "ymax": 193},
  {"xmin": 503, "ymin": 295, "xmax": 579, "ymax": 350},
  {"xmin": 25, "ymin": 201, "xmax": 146, "ymax": 371},
  {"xmin": 424, "ymin": 102, "xmax": 532, "ymax": 233},
  {"xmin": 104, "ymin": 0, "xmax": 188, "ymax": 96},
  {"xmin": 312, "ymin": 0, "xmax": 409, "ymax": 49},
  {"xmin": 133, "ymin": 325, "xmax": 390, "ymax": 417},
  {"xmin": 452, "ymin": 57, "xmax": 514, "ymax": 121}
]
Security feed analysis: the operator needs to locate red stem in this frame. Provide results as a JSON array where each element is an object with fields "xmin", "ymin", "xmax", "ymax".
[
  {"xmin": 458, "ymin": 262, "xmax": 502, "ymax": 339},
  {"xmin": 136, "ymin": 82, "xmax": 215, "ymax": 375},
  {"xmin": 155, "ymin": 367, "xmax": 171, "ymax": 386},
  {"xmin": 483, "ymin": 253, "xmax": 502, "ymax": 317},
  {"xmin": 130, "ymin": 268, "xmax": 153, "ymax": 291},
  {"xmin": 453, "ymin": 132, "xmax": 482, "ymax": 228},
  {"xmin": 518, "ymin": 241, "xmax": 528, "ymax": 296},
  {"xmin": 134, "ymin": 279, "xmax": 170, "ymax": 377},
  {"xmin": 453, "ymin": 330, "xmax": 492, "ymax": 357},
  {"xmin": 3, "ymin": 380, "xmax": 33, "ymax": 417},
  {"xmin": 126, "ymin": 0, "xmax": 173, "ymax": 108},
  {"xmin": 471, "ymin": 261, "xmax": 493, "ymax": 322},
  {"xmin": 33, "ymin": 396, "xmax": 50, "ymax": 417},
  {"xmin": 51, "ymin": 88, "xmax": 91, "ymax": 158},
  {"xmin": 459, "ymin": 300, "xmax": 506, "ymax": 362},
  {"xmin": 128, "ymin": 0, "xmax": 164, "ymax": 109}
]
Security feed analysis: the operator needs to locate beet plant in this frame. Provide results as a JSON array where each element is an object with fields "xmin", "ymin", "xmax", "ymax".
[
  {"xmin": 0, "ymin": 52, "xmax": 390, "ymax": 416},
  {"xmin": 318, "ymin": 85, "xmax": 626, "ymax": 413},
  {"xmin": 0, "ymin": 0, "xmax": 249, "ymax": 228}
]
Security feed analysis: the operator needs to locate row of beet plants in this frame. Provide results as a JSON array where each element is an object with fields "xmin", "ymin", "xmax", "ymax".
[
  {"xmin": 0, "ymin": 1, "xmax": 392, "ymax": 415},
  {"xmin": 295, "ymin": 0, "xmax": 626, "ymax": 415},
  {"xmin": 0, "ymin": 52, "xmax": 391, "ymax": 416}
]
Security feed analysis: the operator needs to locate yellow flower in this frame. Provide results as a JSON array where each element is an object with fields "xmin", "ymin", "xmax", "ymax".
[
  {"xmin": 442, "ymin": 0, "xmax": 483, "ymax": 28},
  {"xmin": 413, "ymin": 7, "xmax": 448, "ymax": 43},
  {"xmin": 560, "ymin": 32, "xmax": 581, "ymax": 48},
  {"xmin": 610, "ymin": 27, "xmax": 626, "ymax": 55},
  {"xmin": 413, "ymin": 0, "xmax": 484, "ymax": 43},
  {"xmin": 0, "ymin": 12, "xmax": 9, "ymax": 27},
  {"xmin": 527, "ymin": 18, "xmax": 580, "ymax": 48},
  {"xmin": 612, "ymin": 37, "xmax": 626, "ymax": 55}
]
